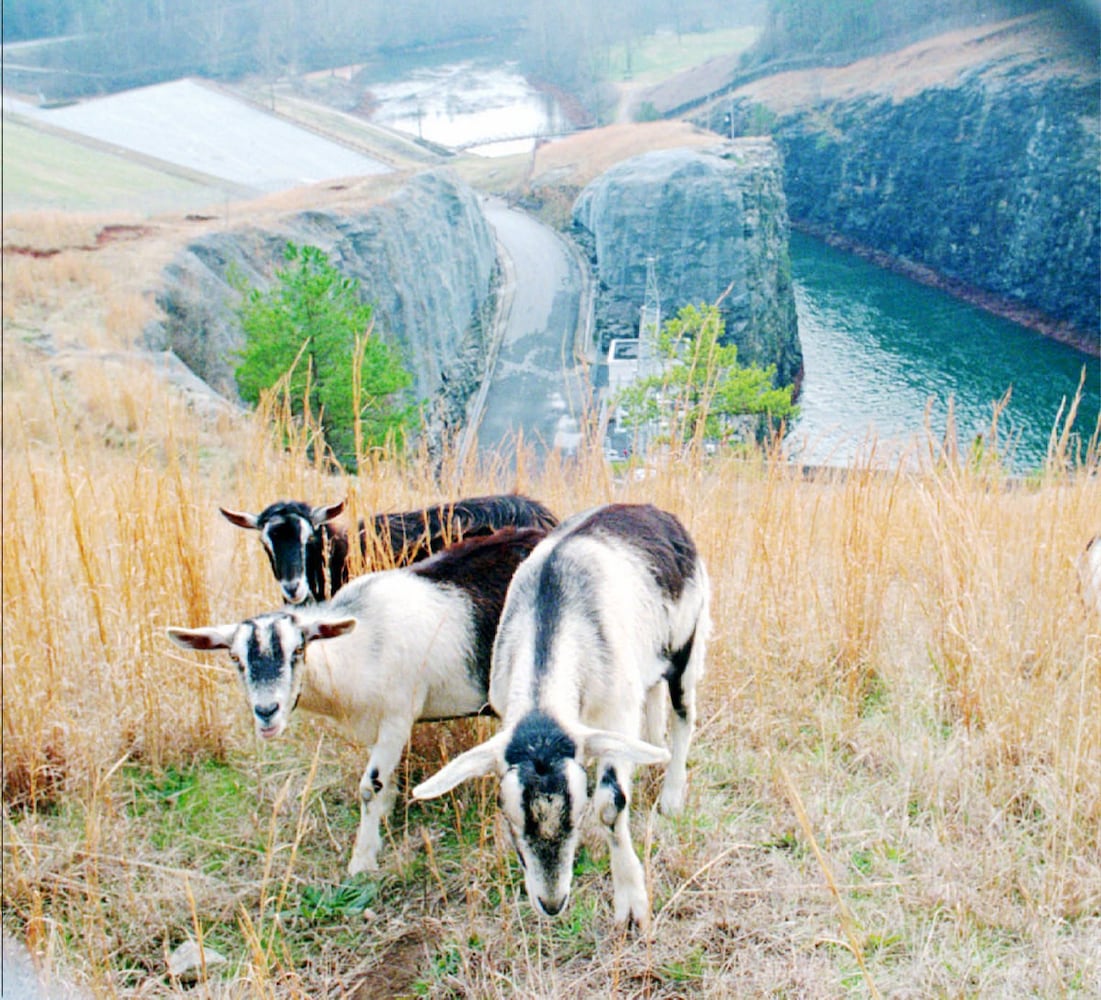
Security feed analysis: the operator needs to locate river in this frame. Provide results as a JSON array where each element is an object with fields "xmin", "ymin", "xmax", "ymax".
[{"xmin": 787, "ymin": 231, "xmax": 1099, "ymax": 473}]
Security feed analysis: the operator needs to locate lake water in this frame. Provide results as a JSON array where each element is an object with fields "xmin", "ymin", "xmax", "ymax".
[
  {"xmin": 786, "ymin": 231, "xmax": 1099, "ymax": 473},
  {"xmin": 364, "ymin": 61, "xmax": 571, "ymax": 157}
]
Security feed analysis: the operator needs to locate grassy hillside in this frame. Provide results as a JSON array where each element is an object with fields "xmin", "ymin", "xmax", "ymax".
[
  {"xmin": 1, "ymin": 117, "xmax": 229, "ymax": 215},
  {"xmin": 2, "ymin": 206, "xmax": 1100, "ymax": 997}
]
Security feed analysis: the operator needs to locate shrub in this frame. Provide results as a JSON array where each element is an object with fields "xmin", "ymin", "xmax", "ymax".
[{"xmin": 234, "ymin": 242, "xmax": 416, "ymax": 467}]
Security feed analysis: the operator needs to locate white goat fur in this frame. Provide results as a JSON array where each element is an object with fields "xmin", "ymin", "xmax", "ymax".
[
  {"xmin": 168, "ymin": 569, "xmax": 488, "ymax": 875},
  {"xmin": 414, "ymin": 503, "xmax": 710, "ymax": 929}
]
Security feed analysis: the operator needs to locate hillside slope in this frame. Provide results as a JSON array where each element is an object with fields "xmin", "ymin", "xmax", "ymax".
[{"xmin": 644, "ymin": 13, "xmax": 1099, "ymax": 348}]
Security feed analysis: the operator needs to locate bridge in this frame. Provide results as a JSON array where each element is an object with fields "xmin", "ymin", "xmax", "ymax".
[{"xmin": 450, "ymin": 126, "xmax": 587, "ymax": 152}]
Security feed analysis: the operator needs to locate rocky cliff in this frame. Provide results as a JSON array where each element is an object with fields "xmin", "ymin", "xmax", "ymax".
[
  {"xmin": 148, "ymin": 170, "xmax": 498, "ymax": 436},
  {"xmin": 571, "ymin": 140, "xmax": 803, "ymax": 389},
  {"xmin": 695, "ymin": 14, "xmax": 1099, "ymax": 349}
]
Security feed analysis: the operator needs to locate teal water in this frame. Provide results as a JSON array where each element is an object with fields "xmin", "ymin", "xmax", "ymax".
[{"xmin": 786, "ymin": 231, "xmax": 1100, "ymax": 473}]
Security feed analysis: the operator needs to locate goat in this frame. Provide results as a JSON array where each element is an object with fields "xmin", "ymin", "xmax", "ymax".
[
  {"xmin": 220, "ymin": 494, "xmax": 558, "ymax": 605},
  {"xmin": 167, "ymin": 525, "xmax": 547, "ymax": 876},
  {"xmin": 413, "ymin": 503, "xmax": 710, "ymax": 930}
]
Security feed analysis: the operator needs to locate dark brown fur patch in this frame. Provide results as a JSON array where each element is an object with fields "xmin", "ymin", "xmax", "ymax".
[
  {"xmin": 411, "ymin": 526, "xmax": 547, "ymax": 692},
  {"xmin": 571, "ymin": 503, "xmax": 698, "ymax": 601}
]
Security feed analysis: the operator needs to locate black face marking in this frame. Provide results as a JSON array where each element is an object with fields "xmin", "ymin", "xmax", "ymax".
[
  {"xmin": 505, "ymin": 713, "xmax": 577, "ymax": 875},
  {"xmin": 664, "ymin": 625, "xmax": 697, "ymax": 722},
  {"xmin": 599, "ymin": 764, "xmax": 626, "ymax": 816},
  {"xmin": 243, "ymin": 617, "xmax": 296, "ymax": 687},
  {"xmin": 263, "ymin": 516, "xmax": 310, "ymax": 586},
  {"xmin": 505, "ymin": 713, "xmax": 576, "ymax": 770}
]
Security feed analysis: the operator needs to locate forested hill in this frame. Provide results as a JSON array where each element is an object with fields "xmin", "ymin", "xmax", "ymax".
[
  {"xmin": 1, "ymin": 0, "xmax": 763, "ymax": 107},
  {"xmin": 704, "ymin": 9, "xmax": 1100, "ymax": 348},
  {"xmin": 745, "ymin": 0, "xmax": 1098, "ymax": 67}
]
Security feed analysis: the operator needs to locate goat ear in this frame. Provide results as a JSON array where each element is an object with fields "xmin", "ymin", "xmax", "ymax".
[
  {"xmin": 167, "ymin": 625, "xmax": 236, "ymax": 652},
  {"xmin": 219, "ymin": 507, "xmax": 260, "ymax": 530},
  {"xmin": 412, "ymin": 732, "xmax": 509, "ymax": 800},
  {"xmin": 310, "ymin": 500, "xmax": 345, "ymax": 526},
  {"xmin": 578, "ymin": 728, "xmax": 671, "ymax": 767},
  {"xmin": 302, "ymin": 617, "xmax": 357, "ymax": 642}
]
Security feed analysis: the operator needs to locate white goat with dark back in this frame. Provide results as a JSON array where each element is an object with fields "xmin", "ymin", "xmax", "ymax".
[
  {"xmin": 168, "ymin": 526, "xmax": 546, "ymax": 875},
  {"xmin": 413, "ymin": 503, "xmax": 710, "ymax": 930},
  {"xmin": 220, "ymin": 493, "xmax": 558, "ymax": 604}
]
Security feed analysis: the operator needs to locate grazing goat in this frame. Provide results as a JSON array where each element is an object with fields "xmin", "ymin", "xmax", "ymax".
[
  {"xmin": 168, "ymin": 526, "xmax": 547, "ymax": 875},
  {"xmin": 220, "ymin": 494, "xmax": 558, "ymax": 604},
  {"xmin": 1080, "ymin": 534, "xmax": 1101, "ymax": 616},
  {"xmin": 413, "ymin": 503, "xmax": 710, "ymax": 930}
]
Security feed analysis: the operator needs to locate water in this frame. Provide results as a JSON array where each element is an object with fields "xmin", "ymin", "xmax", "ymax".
[
  {"xmin": 786, "ymin": 231, "xmax": 1099, "ymax": 473},
  {"xmin": 364, "ymin": 60, "xmax": 571, "ymax": 157}
]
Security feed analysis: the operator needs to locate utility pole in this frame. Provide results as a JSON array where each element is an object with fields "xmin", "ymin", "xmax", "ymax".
[{"xmin": 638, "ymin": 255, "xmax": 661, "ymax": 380}]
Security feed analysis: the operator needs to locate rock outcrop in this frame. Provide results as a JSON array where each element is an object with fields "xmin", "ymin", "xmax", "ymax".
[
  {"xmin": 697, "ymin": 14, "xmax": 1099, "ymax": 349},
  {"xmin": 148, "ymin": 169, "xmax": 498, "ymax": 436},
  {"xmin": 571, "ymin": 141, "xmax": 803, "ymax": 389}
]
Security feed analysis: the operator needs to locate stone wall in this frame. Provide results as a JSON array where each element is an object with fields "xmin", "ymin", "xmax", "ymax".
[
  {"xmin": 697, "ymin": 14, "xmax": 1099, "ymax": 349},
  {"xmin": 572, "ymin": 140, "xmax": 803, "ymax": 389},
  {"xmin": 148, "ymin": 169, "xmax": 498, "ymax": 437}
]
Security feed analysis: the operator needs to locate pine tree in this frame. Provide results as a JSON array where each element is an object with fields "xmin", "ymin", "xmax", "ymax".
[{"xmin": 234, "ymin": 242, "xmax": 415, "ymax": 467}]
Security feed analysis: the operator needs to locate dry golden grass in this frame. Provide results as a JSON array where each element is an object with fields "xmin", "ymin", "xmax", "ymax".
[
  {"xmin": 531, "ymin": 121, "xmax": 718, "ymax": 190},
  {"xmin": 3, "ymin": 209, "xmax": 1100, "ymax": 999}
]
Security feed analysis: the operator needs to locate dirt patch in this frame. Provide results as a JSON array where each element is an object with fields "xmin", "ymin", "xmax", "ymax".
[
  {"xmin": 349, "ymin": 929, "xmax": 429, "ymax": 999},
  {"xmin": 95, "ymin": 223, "xmax": 155, "ymax": 246},
  {"xmin": 4, "ymin": 224, "xmax": 155, "ymax": 258},
  {"xmin": 3, "ymin": 245, "xmax": 63, "ymax": 259},
  {"xmin": 530, "ymin": 120, "xmax": 719, "ymax": 190}
]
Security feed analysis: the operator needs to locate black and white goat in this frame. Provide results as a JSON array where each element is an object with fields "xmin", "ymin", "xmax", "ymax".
[
  {"xmin": 413, "ymin": 503, "xmax": 710, "ymax": 929},
  {"xmin": 220, "ymin": 494, "xmax": 558, "ymax": 605},
  {"xmin": 168, "ymin": 526, "xmax": 547, "ymax": 875}
]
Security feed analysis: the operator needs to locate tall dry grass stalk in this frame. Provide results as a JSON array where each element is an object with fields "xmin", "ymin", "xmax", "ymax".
[{"xmin": 3, "ymin": 319, "xmax": 1100, "ymax": 996}]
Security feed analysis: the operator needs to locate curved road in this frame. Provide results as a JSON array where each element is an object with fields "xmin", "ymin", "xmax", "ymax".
[{"xmin": 468, "ymin": 199, "xmax": 593, "ymax": 463}]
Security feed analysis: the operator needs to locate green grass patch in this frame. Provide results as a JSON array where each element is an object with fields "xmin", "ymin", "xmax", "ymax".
[
  {"xmin": 293, "ymin": 877, "xmax": 378, "ymax": 922},
  {"xmin": 661, "ymin": 944, "xmax": 708, "ymax": 983},
  {"xmin": 2, "ymin": 117, "xmax": 219, "ymax": 213},
  {"xmin": 606, "ymin": 27, "xmax": 760, "ymax": 84},
  {"xmin": 123, "ymin": 759, "xmax": 257, "ymax": 872}
]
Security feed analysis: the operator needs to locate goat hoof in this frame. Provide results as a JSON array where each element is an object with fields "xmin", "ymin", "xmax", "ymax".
[
  {"xmin": 347, "ymin": 854, "xmax": 379, "ymax": 877},
  {"xmin": 613, "ymin": 894, "xmax": 651, "ymax": 934},
  {"xmin": 658, "ymin": 787, "xmax": 685, "ymax": 816},
  {"xmin": 615, "ymin": 906, "xmax": 651, "ymax": 936}
]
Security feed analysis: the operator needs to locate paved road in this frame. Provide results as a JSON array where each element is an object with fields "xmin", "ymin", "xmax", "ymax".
[{"xmin": 472, "ymin": 200, "xmax": 592, "ymax": 463}]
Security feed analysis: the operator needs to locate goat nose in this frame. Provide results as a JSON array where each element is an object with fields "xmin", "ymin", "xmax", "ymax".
[
  {"xmin": 538, "ymin": 893, "xmax": 568, "ymax": 917},
  {"xmin": 254, "ymin": 703, "xmax": 279, "ymax": 724},
  {"xmin": 282, "ymin": 581, "xmax": 307, "ymax": 604}
]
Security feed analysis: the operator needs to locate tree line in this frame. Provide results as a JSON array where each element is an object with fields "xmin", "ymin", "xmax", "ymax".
[
  {"xmin": 745, "ymin": 0, "xmax": 1071, "ymax": 67},
  {"xmin": 3, "ymin": 0, "xmax": 762, "ymax": 104}
]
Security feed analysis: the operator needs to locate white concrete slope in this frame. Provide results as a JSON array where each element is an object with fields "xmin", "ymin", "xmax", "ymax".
[{"xmin": 10, "ymin": 78, "xmax": 389, "ymax": 193}]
